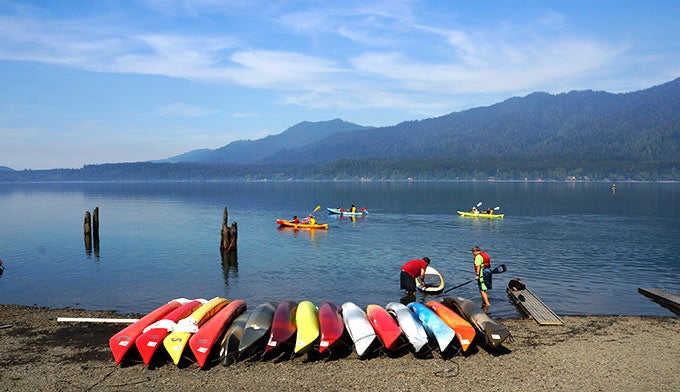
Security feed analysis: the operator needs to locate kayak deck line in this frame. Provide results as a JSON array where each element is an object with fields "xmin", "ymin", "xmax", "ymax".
[
  {"xmin": 507, "ymin": 288, "xmax": 564, "ymax": 326},
  {"xmin": 638, "ymin": 288, "xmax": 680, "ymax": 316}
]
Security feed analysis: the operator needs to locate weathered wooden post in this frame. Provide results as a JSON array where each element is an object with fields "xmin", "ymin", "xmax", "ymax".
[
  {"xmin": 84, "ymin": 211, "xmax": 92, "ymax": 253},
  {"xmin": 92, "ymin": 207, "xmax": 99, "ymax": 242},
  {"xmin": 220, "ymin": 207, "xmax": 238, "ymax": 264}
]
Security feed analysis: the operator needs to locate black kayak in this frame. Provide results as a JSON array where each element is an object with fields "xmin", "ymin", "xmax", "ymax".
[{"xmin": 442, "ymin": 296, "xmax": 510, "ymax": 348}]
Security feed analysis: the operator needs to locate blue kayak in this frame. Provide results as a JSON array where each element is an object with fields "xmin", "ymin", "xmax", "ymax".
[
  {"xmin": 407, "ymin": 302, "xmax": 455, "ymax": 353},
  {"xmin": 326, "ymin": 207, "xmax": 368, "ymax": 216}
]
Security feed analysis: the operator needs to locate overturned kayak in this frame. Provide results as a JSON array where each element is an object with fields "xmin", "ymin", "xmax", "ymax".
[
  {"xmin": 415, "ymin": 266, "xmax": 445, "ymax": 294},
  {"xmin": 457, "ymin": 211, "xmax": 504, "ymax": 219},
  {"xmin": 277, "ymin": 219, "xmax": 329, "ymax": 229},
  {"xmin": 443, "ymin": 296, "xmax": 510, "ymax": 348}
]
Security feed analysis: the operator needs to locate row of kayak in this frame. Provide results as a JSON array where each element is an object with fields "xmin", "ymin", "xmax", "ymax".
[{"xmin": 110, "ymin": 296, "xmax": 510, "ymax": 368}]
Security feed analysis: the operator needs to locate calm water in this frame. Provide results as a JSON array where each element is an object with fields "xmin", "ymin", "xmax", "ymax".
[{"xmin": 0, "ymin": 181, "xmax": 678, "ymax": 319}]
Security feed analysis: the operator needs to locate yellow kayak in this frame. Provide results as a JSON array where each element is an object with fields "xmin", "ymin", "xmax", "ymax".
[
  {"xmin": 294, "ymin": 300, "xmax": 320, "ymax": 355},
  {"xmin": 163, "ymin": 297, "xmax": 228, "ymax": 365},
  {"xmin": 457, "ymin": 211, "xmax": 504, "ymax": 219}
]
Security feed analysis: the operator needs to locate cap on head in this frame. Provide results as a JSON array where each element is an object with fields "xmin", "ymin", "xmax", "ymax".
[{"xmin": 422, "ymin": 257, "xmax": 430, "ymax": 264}]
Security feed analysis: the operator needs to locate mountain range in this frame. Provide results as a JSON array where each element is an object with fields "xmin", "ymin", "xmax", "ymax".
[
  {"xmin": 2, "ymin": 77, "xmax": 679, "ymax": 181},
  {"xmin": 164, "ymin": 77, "xmax": 680, "ymax": 170}
]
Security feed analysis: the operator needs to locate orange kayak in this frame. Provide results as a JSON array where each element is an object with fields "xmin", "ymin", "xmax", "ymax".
[
  {"xmin": 426, "ymin": 301, "xmax": 476, "ymax": 352},
  {"xmin": 277, "ymin": 219, "xmax": 328, "ymax": 229}
]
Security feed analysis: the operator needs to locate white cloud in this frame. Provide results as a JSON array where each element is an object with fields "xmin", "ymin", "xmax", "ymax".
[{"xmin": 155, "ymin": 103, "xmax": 211, "ymax": 117}]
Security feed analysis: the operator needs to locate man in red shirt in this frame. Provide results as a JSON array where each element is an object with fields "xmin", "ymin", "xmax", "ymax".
[{"xmin": 400, "ymin": 257, "xmax": 430, "ymax": 298}]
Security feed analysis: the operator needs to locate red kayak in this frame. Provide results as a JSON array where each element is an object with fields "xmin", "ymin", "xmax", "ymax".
[
  {"xmin": 135, "ymin": 299, "xmax": 204, "ymax": 365},
  {"xmin": 264, "ymin": 300, "xmax": 298, "ymax": 357},
  {"xmin": 426, "ymin": 301, "xmax": 476, "ymax": 352},
  {"xmin": 366, "ymin": 304, "xmax": 402, "ymax": 351},
  {"xmin": 318, "ymin": 301, "xmax": 344, "ymax": 355},
  {"xmin": 109, "ymin": 298, "xmax": 185, "ymax": 364},
  {"xmin": 189, "ymin": 299, "xmax": 247, "ymax": 368}
]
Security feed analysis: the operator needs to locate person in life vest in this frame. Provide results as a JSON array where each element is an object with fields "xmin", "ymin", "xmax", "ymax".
[
  {"xmin": 471, "ymin": 246, "xmax": 492, "ymax": 307},
  {"xmin": 350, "ymin": 204, "xmax": 357, "ymax": 213}
]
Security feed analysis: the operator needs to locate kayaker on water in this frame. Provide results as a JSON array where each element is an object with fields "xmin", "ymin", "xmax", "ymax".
[
  {"xmin": 400, "ymin": 257, "xmax": 430, "ymax": 298},
  {"xmin": 485, "ymin": 208, "xmax": 493, "ymax": 214},
  {"xmin": 291, "ymin": 216, "xmax": 300, "ymax": 223},
  {"xmin": 471, "ymin": 206, "xmax": 479, "ymax": 214},
  {"xmin": 303, "ymin": 214, "xmax": 316, "ymax": 225},
  {"xmin": 472, "ymin": 246, "xmax": 492, "ymax": 307},
  {"xmin": 350, "ymin": 204, "xmax": 357, "ymax": 213}
]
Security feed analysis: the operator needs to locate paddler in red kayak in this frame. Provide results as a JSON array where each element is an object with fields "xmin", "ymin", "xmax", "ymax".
[{"xmin": 400, "ymin": 257, "xmax": 430, "ymax": 298}]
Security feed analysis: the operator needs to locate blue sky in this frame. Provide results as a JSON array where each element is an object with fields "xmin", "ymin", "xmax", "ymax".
[{"xmin": 1, "ymin": 1, "xmax": 679, "ymax": 169}]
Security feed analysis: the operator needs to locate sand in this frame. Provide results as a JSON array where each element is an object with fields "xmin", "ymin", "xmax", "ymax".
[{"xmin": 0, "ymin": 304, "xmax": 678, "ymax": 392}]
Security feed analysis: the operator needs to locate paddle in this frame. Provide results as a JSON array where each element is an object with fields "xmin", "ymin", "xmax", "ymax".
[{"xmin": 442, "ymin": 263, "xmax": 507, "ymax": 294}]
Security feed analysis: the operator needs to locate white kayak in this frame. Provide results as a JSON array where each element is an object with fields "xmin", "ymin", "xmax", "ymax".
[
  {"xmin": 385, "ymin": 302, "xmax": 429, "ymax": 353},
  {"xmin": 341, "ymin": 302, "xmax": 378, "ymax": 357}
]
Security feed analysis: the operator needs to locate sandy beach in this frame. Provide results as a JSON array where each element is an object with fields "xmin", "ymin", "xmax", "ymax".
[{"xmin": 0, "ymin": 304, "xmax": 678, "ymax": 392}]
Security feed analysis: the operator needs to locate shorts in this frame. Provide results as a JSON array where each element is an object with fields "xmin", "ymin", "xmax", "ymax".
[
  {"xmin": 400, "ymin": 270, "xmax": 416, "ymax": 292},
  {"xmin": 478, "ymin": 268, "xmax": 492, "ymax": 291}
]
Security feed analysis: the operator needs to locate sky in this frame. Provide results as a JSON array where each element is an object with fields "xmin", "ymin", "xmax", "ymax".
[{"xmin": 1, "ymin": 1, "xmax": 679, "ymax": 170}]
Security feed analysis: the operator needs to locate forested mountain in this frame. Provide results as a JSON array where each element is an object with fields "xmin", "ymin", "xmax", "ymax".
[
  {"xmin": 253, "ymin": 78, "xmax": 680, "ymax": 165},
  {"xmin": 2, "ymin": 78, "xmax": 679, "ymax": 181},
  {"xmin": 163, "ymin": 119, "xmax": 372, "ymax": 164}
]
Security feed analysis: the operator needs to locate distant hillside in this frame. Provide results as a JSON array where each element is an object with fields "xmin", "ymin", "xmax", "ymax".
[
  {"xmin": 165, "ymin": 119, "xmax": 373, "ymax": 164},
  {"xmin": 0, "ymin": 166, "xmax": 14, "ymax": 171},
  {"xmin": 262, "ymin": 78, "xmax": 680, "ymax": 165}
]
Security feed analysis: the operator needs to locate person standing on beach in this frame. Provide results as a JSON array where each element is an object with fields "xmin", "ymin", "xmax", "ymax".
[
  {"xmin": 400, "ymin": 257, "xmax": 430, "ymax": 297},
  {"xmin": 472, "ymin": 246, "xmax": 492, "ymax": 307}
]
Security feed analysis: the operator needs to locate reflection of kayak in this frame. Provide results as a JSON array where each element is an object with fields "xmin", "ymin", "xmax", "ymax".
[
  {"xmin": 415, "ymin": 266, "xmax": 445, "ymax": 293},
  {"xmin": 276, "ymin": 219, "xmax": 329, "ymax": 229},
  {"xmin": 326, "ymin": 207, "xmax": 368, "ymax": 216},
  {"xmin": 457, "ymin": 211, "xmax": 504, "ymax": 219}
]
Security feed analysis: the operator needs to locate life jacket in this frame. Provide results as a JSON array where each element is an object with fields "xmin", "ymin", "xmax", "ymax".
[{"xmin": 480, "ymin": 251, "xmax": 491, "ymax": 268}]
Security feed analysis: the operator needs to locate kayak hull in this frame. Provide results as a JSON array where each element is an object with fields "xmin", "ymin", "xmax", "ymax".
[
  {"xmin": 294, "ymin": 301, "xmax": 320, "ymax": 355},
  {"xmin": 407, "ymin": 302, "xmax": 456, "ymax": 353},
  {"xmin": 386, "ymin": 302, "xmax": 429, "ymax": 353},
  {"xmin": 318, "ymin": 301, "xmax": 345, "ymax": 355},
  {"xmin": 238, "ymin": 302, "xmax": 277, "ymax": 359},
  {"xmin": 426, "ymin": 301, "xmax": 476, "ymax": 352},
  {"xmin": 457, "ymin": 211, "xmax": 504, "ymax": 219},
  {"xmin": 341, "ymin": 302, "xmax": 378, "ymax": 357},
  {"xmin": 109, "ymin": 298, "xmax": 186, "ymax": 365},
  {"xmin": 189, "ymin": 299, "xmax": 247, "ymax": 368},
  {"xmin": 277, "ymin": 219, "xmax": 329, "ymax": 229},
  {"xmin": 219, "ymin": 312, "xmax": 249, "ymax": 366},
  {"xmin": 326, "ymin": 207, "xmax": 368, "ymax": 216},
  {"xmin": 366, "ymin": 304, "xmax": 402, "ymax": 351},
  {"xmin": 443, "ymin": 296, "xmax": 510, "ymax": 348},
  {"xmin": 416, "ymin": 266, "xmax": 445, "ymax": 293},
  {"xmin": 264, "ymin": 300, "xmax": 298, "ymax": 357}
]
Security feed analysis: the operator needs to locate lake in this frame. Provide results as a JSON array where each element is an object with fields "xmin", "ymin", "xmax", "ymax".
[{"xmin": 0, "ymin": 181, "xmax": 678, "ymax": 319}]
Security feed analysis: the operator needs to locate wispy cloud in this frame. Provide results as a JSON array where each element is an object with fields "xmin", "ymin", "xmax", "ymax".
[{"xmin": 155, "ymin": 103, "xmax": 212, "ymax": 117}]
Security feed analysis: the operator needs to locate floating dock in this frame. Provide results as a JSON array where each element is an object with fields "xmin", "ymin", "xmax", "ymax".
[
  {"xmin": 507, "ymin": 288, "xmax": 564, "ymax": 325},
  {"xmin": 638, "ymin": 288, "xmax": 680, "ymax": 316}
]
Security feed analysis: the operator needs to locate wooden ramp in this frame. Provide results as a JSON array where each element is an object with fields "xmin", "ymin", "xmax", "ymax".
[
  {"xmin": 507, "ymin": 288, "xmax": 564, "ymax": 325},
  {"xmin": 638, "ymin": 288, "xmax": 680, "ymax": 316}
]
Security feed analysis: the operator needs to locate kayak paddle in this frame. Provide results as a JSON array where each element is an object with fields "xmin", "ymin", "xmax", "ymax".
[{"xmin": 442, "ymin": 263, "xmax": 507, "ymax": 294}]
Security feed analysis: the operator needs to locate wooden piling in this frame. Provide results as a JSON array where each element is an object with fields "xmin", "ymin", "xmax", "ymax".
[
  {"xmin": 220, "ymin": 207, "xmax": 238, "ymax": 261},
  {"xmin": 84, "ymin": 211, "xmax": 92, "ymax": 252},
  {"xmin": 92, "ymin": 207, "xmax": 99, "ymax": 242}
]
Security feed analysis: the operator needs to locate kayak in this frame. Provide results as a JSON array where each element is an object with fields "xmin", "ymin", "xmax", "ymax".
[
  {"xmin": 385, "ymin": 302, "xmax": 429, "ymax": 354},
  {"xmin": 318, "ymin": 301, "xmax": 345, "ymax": 355},
  {"xmin": 341, "ymin": 302, "xmax": 378, "ymax": 357},
  {"xmin": 189, "ymin": 299, "xmax": 247, "ymax": 368},
  {"xmin": 407, "ymin": 302, "xmax": 456, "ymax": 353},
  {"xmin": 366, "ymin": 304, "xmax": 402, "ymax": 351},
  {"xmin": 425, "ymin": 300, "xmax": 476, "ymax": 352},
  {"xmin": 326, "ymin": 207, "xmax": 368, "ymax": 216},
  {"xmin": 219, "ymin": 312, "xmax": 249, "ymax": 366},
  {"xmin": 294, "ymin": 300, "xmax": 320, "ymax": 356},
  {"xmin": 238, "ymin": 302, "xmax": 277, "ymax": 360},
  {"xmin": 277, "ymin": 219, "xmax": 329, "ymax": 229},
  {"xmin": 162, "ymin": 297, "xmax": 229, "ymax": 365},
  {"xmin": 135, "ymin": 299, "xmax": 205, "ymax": 366},
  {"xmin": 264, "ymin": 300, "xmax": 298, "ymax": 358},
  {"xmin": 415, "ymin": 266, "xmax": 445, "ymax": 294},
  {"xmin": 442, "ymin": 296, "xmax": 510, "ymax": 348},
  {"xmin": 109, "ymin": 298, "xmax": 186, "ymax": 365},
  {"xmin": 457, "ymin": 211, "xmax": 504, "ymax": 219}
]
